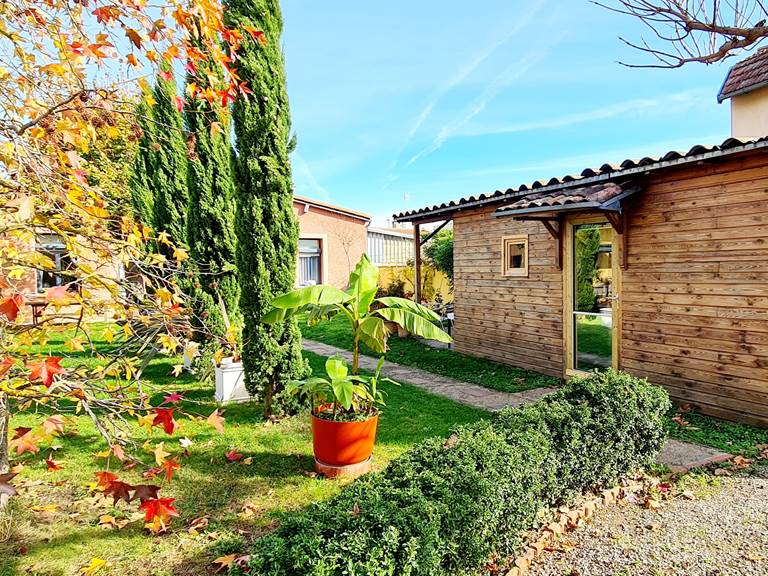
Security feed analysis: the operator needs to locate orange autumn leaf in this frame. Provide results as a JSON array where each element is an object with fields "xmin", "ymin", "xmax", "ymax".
[
  {"xmin": 162, "ymin": 458, "xmax": 180, "ymax": 482},
  {"xmin": 125, "ymin": 28, "xmax": 142, "ymax": 49},
  {"xmin": 45, "ymin": 285, "xmax": 70, "ymax": 305},
  {"xmin": 26, "ymin": 356, "xmax": 65, "ymax": 387},
  {"xmin": 46, "ymin": 455, "xmax": 63, "ymax": 472},
  {"xmin": 10, "ymin": 427, "xmax": 39, "ymax": 456},
  {"xmin": 95, "ymin": 471, "xmax": 118, "ymax": 490},
  {"xmin": 42, "ymin": 415, "xmax": 66, "ymax": 436},
  {"xmin": 207, "ymin": 409, "xmax": 225, "ymax": 434},
  {"xmin": 0, "ymin": 293, "xmax": 24, "ymax": 321},
  {"xmin": 139, "ymin": 497, "xmax": 178, "ymax": 523},
  {"xmin": 0, "ymin": 357, "xmax": 14, "ymax": 379}
]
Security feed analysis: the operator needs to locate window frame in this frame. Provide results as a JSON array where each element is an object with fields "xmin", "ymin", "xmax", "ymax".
[
  {"xmin": 297, "ymin": 236, "xmax": 324, "ymax": 286},
  {"xmin": 501, "ymin": 234, "xmax": 529, "ymax": 278}
]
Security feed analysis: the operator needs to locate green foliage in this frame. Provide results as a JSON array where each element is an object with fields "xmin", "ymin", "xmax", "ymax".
[
  {"xmin": 423, "ymin": 228, "xmax": 454, "ymax": 285},
  {"xmin": 226, "ymin": 0, "xmax": 307, "ymax": 416},
  {"xmin": 378, "ymin": 276, "xmax": 406, "ymax": 298},
  {"xmin": 129, "ymin": 96, "xmax": 156, "ymax": 228},
  {"xmin": 184, "ymin": 38, "xmax": 240, "ymax": 338},
  {"xmin": 575, "ymin": 227, "xmax": 601, "ymax": 312},
  {"xmin": 237, "ymin": 370, "xmax": 670, "ymax": 576},
  {"xmin": 666, "ymin": 409, "xmax": 768, "ymax": 457},
  {"xmin": 263, "ymin": 255, "xmax": 451, "ymax": 374},
  {"xmin": 145, "ymin": 69, "xmax": 189, "ymax": 249},
  {"xmin": 287, "ymin": 355, "xmax": 395, "ymax": 421}
]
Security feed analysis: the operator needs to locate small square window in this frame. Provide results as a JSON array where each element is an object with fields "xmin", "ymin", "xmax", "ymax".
[{"xmin": 501, "ymin": 235, "xmax": 528, "ymax": 277}]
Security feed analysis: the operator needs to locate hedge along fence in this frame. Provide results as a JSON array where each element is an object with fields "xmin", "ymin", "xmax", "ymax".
[{"xmin": 234, "ymin": 370, "xmax": 670, "ymax": 576}]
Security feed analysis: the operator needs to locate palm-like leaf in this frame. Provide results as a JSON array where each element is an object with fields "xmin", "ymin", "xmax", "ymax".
[
  {"xmin": 376, "ymin": 308, "xmax": 452, "ymax": 343},
  {"xmin": 347, "ymin": 255, "xmax": 379, "ymax": 316},
  {"xmin": 262, "ymin": 285, "xmax": 351, "ymax": 323},
  {"xmin": 358, "ymin": 316, "xmax": 389, "ymax": 354},
  {"xmin": 376, "ymin": 296, "xmax": 442, "ymax": 323}
]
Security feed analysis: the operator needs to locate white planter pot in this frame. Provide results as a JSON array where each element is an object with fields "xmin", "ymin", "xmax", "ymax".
[
  {"xmin": 183, "ymin": 352, "xmax": 195, "ymax": 373},
  {"xmin": 214, "ymin": 357, "xmax": 251, "ymax": 404}
]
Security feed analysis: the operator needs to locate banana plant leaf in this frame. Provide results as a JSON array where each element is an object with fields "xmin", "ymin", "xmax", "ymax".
[
  {"xmin": 358, "ymin": 316, "xmax": 389, "ymax": 354},
  {"xmin": 375, "ymin": 296, "xmax": 442, "ymax": 323},
  {"xmin": 376, "ymin": 308, "xmax": 452, "ymax": 343},
  {"xmin": 347, "ymin": 255, "xmax": 379, "ymax": 317},
  {"xmin": 262, "ymin": 285, "xmax": 351, "ymax": 323}
]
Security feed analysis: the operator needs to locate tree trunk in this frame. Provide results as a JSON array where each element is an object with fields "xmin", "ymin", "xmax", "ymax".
[{"xmin": 0, "ymin": 392, "xmax": 10, "ymax": 511}]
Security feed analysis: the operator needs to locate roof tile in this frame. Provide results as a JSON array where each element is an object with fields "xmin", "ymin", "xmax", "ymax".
[{"xmin": 718, "ymin": 49, "xmax": 768, "ymax": 101}]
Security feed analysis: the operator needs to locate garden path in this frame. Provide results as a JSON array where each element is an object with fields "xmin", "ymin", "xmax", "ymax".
[{"xmin": 302, "ymin": 339, "xmax": 732, "ymax": 472}]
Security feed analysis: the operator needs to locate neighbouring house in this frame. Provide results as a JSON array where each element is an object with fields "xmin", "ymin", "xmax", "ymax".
[
  {"xmin": 394, "ymin": 59, "xmax": 768, "ymax": 427},
  {"xmin": 293, "ymin": 195, "xmax": 370, "ymax": 288}
]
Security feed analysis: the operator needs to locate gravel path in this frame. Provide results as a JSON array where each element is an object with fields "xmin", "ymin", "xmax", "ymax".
[{"xmin": 529, "ymin": 471, "xmax": 768, "ymax": 576}]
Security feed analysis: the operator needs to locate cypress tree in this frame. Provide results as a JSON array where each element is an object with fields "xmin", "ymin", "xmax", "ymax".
[
  {"xmin": 150, "ymin": 68, "xmax": 189, "ymax": 249},
  {"xmin": 225, "ymin": 0, "xmax": 308, "ymax": 416},
  {"xmin": 184, "ymin": 38, "xmax": 240, "ymax": 337},
  {"xmin": 129, "ymin": 97, "xmax": 156, "ymax": 228}
]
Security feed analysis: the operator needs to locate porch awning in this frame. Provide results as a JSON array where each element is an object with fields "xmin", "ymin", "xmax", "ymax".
[{"xmin": 494, "ymin": 182, "xmax": 639, "ymax": 218}]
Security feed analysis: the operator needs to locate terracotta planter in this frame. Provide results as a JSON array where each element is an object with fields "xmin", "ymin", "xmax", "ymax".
[{"xmin": 311, "ymin": 410, "xmax": 379, "ymax": 466}]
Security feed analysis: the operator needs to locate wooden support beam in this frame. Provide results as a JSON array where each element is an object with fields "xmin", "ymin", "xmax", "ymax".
[
  {"xmin": 605, "ymin": 212, "xmax": 623, "ymax": 234},
  {"xmin": 541, "ymin": 219, "xmax": 563, "ymax": 270},
  {"xmin": 413, "ymin": 223, "xmax": 422, "ymax": 303},
  {"xmin": 419, "ymin": 218, "xmax": 450, "ymax": 246},
  {"xmin": 620, "ymin": 208, "xmax": 628, "ymax": 270}
]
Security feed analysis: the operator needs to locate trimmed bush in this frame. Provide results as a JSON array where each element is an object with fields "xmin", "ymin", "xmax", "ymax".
[{"xmin": 236, "ymin": 370, "xmax": 669, "ymax": 576}]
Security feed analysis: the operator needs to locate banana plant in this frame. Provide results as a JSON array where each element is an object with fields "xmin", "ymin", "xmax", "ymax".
[
  {"xmin": 286, "ymin": 354, "xmax": 395, "ymax": 420},
  {"xmin": 262, "ymin": 254, "xmax": 451, "ymax": 374}
]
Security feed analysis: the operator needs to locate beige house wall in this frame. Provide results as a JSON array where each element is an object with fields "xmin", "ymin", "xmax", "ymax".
[
  {"xmin": 730, "ymin": 86, "xmax": 768, "ymax": 139},
  {"xmin": 293, "ymin": 199, "xmax": 369, "ymax": 288}
]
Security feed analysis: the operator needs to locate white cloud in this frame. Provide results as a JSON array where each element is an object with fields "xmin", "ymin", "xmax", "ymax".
[{"xmin": 457, "ymin": 89, "xmax": 710, "ymax": 137}]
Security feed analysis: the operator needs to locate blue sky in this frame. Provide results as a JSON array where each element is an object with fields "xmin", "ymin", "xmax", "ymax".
[{"xmin": 281, "ymin": 0, "xmax": 737, "ymax": 225}]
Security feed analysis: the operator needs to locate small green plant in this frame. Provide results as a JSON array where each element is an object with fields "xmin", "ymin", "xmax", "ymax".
[{"xmin": 288, "ymin": 355, "xmax": 396, "ymax": 422}]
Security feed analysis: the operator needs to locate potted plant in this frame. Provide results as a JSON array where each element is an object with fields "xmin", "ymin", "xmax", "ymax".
[
  {"xmin": 288, "ymin": 354, "xmax": 393, "ymax": 468},
  {"xmin": 213, "ymin": 298, "xmax": 248, "ymax": 404},
  {"xmin": 263, "ymin": 254, "xmax": 451, "ymax": 473}
]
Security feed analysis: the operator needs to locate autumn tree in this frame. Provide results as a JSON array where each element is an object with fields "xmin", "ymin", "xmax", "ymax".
[
  {"xmin": 148, "ymin": 68, "xmax": 189, "ymax": 250},
  {"xmin": 226, "ymin": 0, "xmax": 308, "ymax": 416},
  {"xmin": 598, "ymin": 1, "xmax": 768, "ymax": 66},
  {"xmin": 185, "ymin": 32, "xmax": 240, "ymax": 338},
  {"xmin": 0, "ymin": 0, "xmax": 258, "ymax": 524}
]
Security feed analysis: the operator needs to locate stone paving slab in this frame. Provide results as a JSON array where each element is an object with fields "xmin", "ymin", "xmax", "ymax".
[{"xmin": 302, "ymin": 339, "xmax": 731, "ymax": 470}]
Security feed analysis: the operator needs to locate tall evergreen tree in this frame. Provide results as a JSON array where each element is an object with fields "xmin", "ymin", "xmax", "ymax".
[
  {"xmin": 129, "ymin": 97, "xmax": 156, "ymax": 228},
  {"xmin": 150, "ymin": 68, "xmax": 189, "ymax": 249},
  {"xmin": 225, "ymin": 0, "xmax": 307, "ymax": 415},
  {"xmin": 184, "ymin": 37, "xmax": 240, "ymax": 337}
]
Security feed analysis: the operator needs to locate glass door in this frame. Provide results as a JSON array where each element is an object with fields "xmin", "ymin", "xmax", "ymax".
[{"xmin": 571, "ymin": 221, "xmax": 617, "ymax": 371}]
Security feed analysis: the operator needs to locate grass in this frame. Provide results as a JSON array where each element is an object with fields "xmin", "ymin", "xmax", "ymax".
[
  {"xmin": 1, "ymin": 327, "xmax": 489, "ymax": 576},
  {"xmin": 666, "ymin": 409, "xmax": 768, "ymax": 458},
  {"xmin": 299, "ymin": 313, "xmax": 559, "ymax": 393}
]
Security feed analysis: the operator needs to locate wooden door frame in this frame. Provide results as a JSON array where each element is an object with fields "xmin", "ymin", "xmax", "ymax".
[{"xmin": 562, "ymin": 214, "xmax": 622, "ymax": 377}]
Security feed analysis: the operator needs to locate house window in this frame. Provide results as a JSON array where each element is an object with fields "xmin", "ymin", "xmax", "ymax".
[
  {"xmin": 298, "ymin": 238, "xmax": 322, "ymax": 286},
  {"xmin": 36, "ymin": 235, "xmax": 77, "ymax": 293},
  {"xmin": 501, "ymin": 235, "xmax": 528, "ymax": 277}
]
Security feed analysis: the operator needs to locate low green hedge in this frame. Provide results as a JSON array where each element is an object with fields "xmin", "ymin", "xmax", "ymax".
[{"xmin": 235, "ymin": 370, "xmax": 670, "ymax": 576}]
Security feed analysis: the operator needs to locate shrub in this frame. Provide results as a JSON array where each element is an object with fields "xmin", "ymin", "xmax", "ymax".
[
  {"xmin": 424, "ymin": 229, "xmax": 453, "ymax": 286},
  {"xmin": 235, "ymin": 370, "xmax": 669, "ymax": 576}
]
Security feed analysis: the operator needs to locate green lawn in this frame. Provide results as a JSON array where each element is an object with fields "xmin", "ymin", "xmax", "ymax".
[
  {"xmin": 666, "ymin": 409, "xmax": 767, "ymax": 458},
  {"xmin": 1, "ymin": 328, "xmax": 488, "ymax": 576},
  {"xmin": 299, "ymin": 313, "xmax": 560, "ymax": 393}
]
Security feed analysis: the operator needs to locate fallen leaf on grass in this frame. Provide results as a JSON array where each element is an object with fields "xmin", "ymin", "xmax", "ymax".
[
  {"xmin": 31, "ymin": 503, "xmax": 59, "ymax": 513},
  {"xmin": 225, "ymin": 450, "xmax": 244, "ymax": 463},
  {"xmin": 213, "ymin": 554, "xmax": 237, "ymax": 572},
  {"xmin": 714, "ymin": 468, "xmax": 732, "ymax": 476},
  {"xmin": 80, "ymin": 557, "xmax": 109, "ymax": 576},
  {"xmin": 731, "ymin": 455, "xmax": 753, "ymax": 469}
]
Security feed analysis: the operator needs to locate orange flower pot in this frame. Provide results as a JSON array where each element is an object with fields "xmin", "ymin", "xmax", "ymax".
[{"xmin": 311, "ymin": 410, "xmax": 379, "ymax": 467}]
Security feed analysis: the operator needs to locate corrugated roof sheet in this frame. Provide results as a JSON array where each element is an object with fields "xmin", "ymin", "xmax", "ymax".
[
  {"xmin": 718, "ymin": 48, "xmax": 768, "ymax": 102},
  {"xmin": 393, "ymin": 136, "xmax": 768, "ymax": 222}
]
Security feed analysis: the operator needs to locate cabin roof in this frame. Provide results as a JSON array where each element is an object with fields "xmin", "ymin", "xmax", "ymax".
[{"xmin": 392, "ymin": 136, "xmax": 768, "ymax": 223}]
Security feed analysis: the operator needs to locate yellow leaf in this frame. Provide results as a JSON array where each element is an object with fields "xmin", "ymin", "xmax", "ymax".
[
  {"xmin": 66, "ymin": 337, "xmax": 85, "ymax": 352},
  {"xmin": 153, "ymin": 442, "xmax": 170, "ymax": 465},
  {"xmin": 80, "ymin": 557, "xmax": 109, "ymax": 576},
  {"xmin": 137, "ymin": 413, "xmax": 155, "ymax": 433},
  {"xmin": 172, "ymin": 364, "xmax": 183, "ymax": 377},
  {"xmin": 103, "ymin": 326, "xmax": 115, "ymax": 344},
  {"xmin": 31, "ymin": 504, "xmax": 59, "ymax": 513},
  {"xmin": 173, "ymin": 246, "xmax": 188, "ymax": 264}
]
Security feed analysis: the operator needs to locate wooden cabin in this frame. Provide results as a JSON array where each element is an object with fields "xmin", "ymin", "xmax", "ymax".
[{"xmin": 395, "ymin": 137, "xmax": 768, "ymax": 427}]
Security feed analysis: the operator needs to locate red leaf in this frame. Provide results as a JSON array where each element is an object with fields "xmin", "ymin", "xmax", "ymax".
[
  {"xmin": 173, "ymin": 95, "xmax": 184, "ymax": 113},
  {"xmin": 159, "ymin": 70, "xmax": 173, "ymax": 82},
  {"xmin": 139, "ymin": 497, "xmax": 179, "ymax": 523},
  {"xmin": 46, "ymin": 455, "xmax": 63, "ymax": 472},
  {"xmin": 111, "ymin": 444, "xmax": 126, "ymax": 461},
  {"xmin": 0, "ymin": 294, "xmax": 24, "ymax": 321},
  {"xmin": 132, "ymin": 484, "xmax": 161, "ymax": 502},
  {"xmin": 163, "ymin": 392, "xmax": 183, "ymax": 405},
  {"xmin": 26, "ymin": 357, "xmax": 65, "ymax": 388},
  {"xmin": 142, "ymin": 467, "xmax": 161, "ymax": 479},
  {"xmin": 162, "ymin": 458, "xmax": 180, "ymax": 482},
  {"xmin": 153, "ymin": 408, "xmax": 176, "ymax": 435},
  {"xmin": 225, "ymin": 450, "xmax": 243, "ymax": 463},
  {"xmin": 104, "ymin": 480, "xmax": 134, "ymax": 504},
  {"xmin": 0, "ymin": 356, "xmax": 14, "ymax": 379},
  {"xmin": 95, "ymin": 471, "xmax": 118, "ymax": 490},
  {"xmin": 45, "ymin": 285, "xmax": 70, "ymax": 304}
]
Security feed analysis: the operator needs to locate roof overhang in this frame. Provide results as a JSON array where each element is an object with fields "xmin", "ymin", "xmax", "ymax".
[
  {"xmin": 392, "ymin": 136, "xmax": 768, "ymax": 224},
  {"xmin": 494, "ymin": 183, "xmax": 641, "ymax": 219}
]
